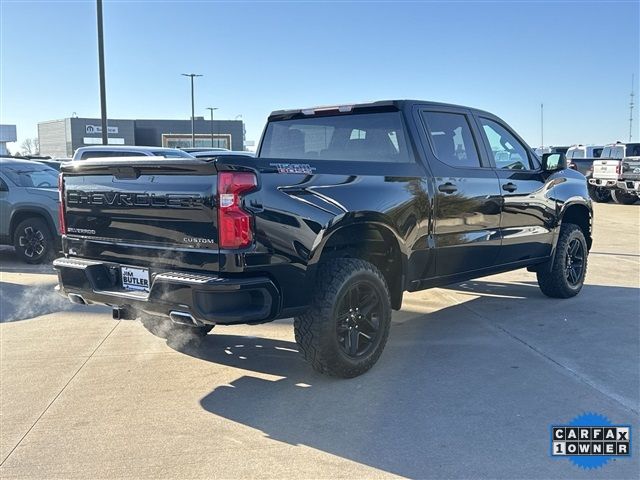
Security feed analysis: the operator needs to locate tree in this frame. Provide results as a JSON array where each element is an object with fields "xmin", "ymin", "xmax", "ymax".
[{"xmin": 20, "ymin": 137, "xmax": 40, "ymax": 155}]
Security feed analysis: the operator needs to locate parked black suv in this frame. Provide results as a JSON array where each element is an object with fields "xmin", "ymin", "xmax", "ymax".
[{"xmin": 54, "ymin": 100, "xmax": 592, "ymax": 377}]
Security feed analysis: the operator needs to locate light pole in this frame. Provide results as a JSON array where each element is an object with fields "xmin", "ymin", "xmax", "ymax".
[
  {"xmin": 182, "ymin": 73, "xmax": 202, "ymax": 147},
  {"xmin": 96, "ymin": 0, "xmax": 108, "ymax": 145},
  {"xmin": 540, "ymin": 103, "xmax": 544, "ymax": 149},
  {"xmin": 206, "ymin": 107, "xmax": 218, "ymax": 147},
  {"xmin": 235, "ymin": 115, "xmax": 245, "ymax": 150}
]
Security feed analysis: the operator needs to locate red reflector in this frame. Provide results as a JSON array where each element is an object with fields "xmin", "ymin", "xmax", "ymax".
[
  {"xmin": 217, "ymin": 172, "xmax": 257, "ymax": 249},
  {"xmin": 58, "ymin": 173, "xmax": 67, "ymax": 235}
]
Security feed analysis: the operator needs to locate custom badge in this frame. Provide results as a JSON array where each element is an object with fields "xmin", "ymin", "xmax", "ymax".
[{"xmin": 551, "ymin": 413, "xmax": 632, "ymax": 469}]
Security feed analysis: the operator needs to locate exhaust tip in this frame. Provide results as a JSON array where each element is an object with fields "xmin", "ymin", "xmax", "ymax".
[
  {"xmin": 169, "ymin": 311, "xmax": 197, "ymax": 326},
  {"xmin": 68, "ymin": 293, "xmax": 86, "ymax": 305}
]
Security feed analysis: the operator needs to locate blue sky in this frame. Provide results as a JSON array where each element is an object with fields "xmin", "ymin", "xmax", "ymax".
[{"xmin": 1, "ymin": 0, "xmax": 638, "ymax": 152}]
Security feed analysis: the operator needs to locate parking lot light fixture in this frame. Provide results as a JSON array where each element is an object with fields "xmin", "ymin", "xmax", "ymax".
[
  {"xmin": 206, "ymin": 107, "xmax": 218, "ymax": 148},
  {"xmin": 182, "ymin": 73, "xmax": 203, "ymax": 147},
  {"xmin": 96, "ymin": 0, "xmax": 108, "ymax": 145}
]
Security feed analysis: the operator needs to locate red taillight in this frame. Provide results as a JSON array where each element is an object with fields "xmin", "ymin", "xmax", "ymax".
[
  {"xmin": 217, "ymin": 171, "xmax": 257, "ymax": 249},
  {"xmin": 615, "ymin": 164, "xmax": 621, "ymax": 174},
  {"xmin": 58, "ymin": 173, "xmax": 66, "ymax": 235}
]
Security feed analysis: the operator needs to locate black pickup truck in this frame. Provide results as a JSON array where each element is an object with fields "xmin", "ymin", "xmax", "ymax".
[{"xmin": 54, "ymin": 100, "xmax": 592, "ymax": 377}]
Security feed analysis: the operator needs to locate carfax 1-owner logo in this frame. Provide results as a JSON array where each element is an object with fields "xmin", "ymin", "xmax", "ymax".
[{"xmin": 551, "ymin": 413, "xmax": 632, "ymax": 469}]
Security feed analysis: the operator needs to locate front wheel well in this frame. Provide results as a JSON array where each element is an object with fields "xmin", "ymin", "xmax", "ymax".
[
  {"xmin": 561, "ymin": 204, "xmax": 592, "ymax": 250},
  {"xmin": 317, "ymin": 223, "xmax": 404, "ymax": 310}
]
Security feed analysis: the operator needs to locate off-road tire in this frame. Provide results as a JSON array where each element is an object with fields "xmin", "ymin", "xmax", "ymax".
[
  {"xmin": 13, "ymin": 217, "xmax": 54, "ymax": 264},
  {"xmin": 537, "ymin": 223, "xmax": 588, "ymax": 298},
  {"xmin": 294, "ymin": 259, "xmax": 391, "ymax": 378},
  {"xmin": 611, "ymin": 189, "xmax": 638, "ymax": 205},
  {"xmin": 587, "ymin": 185, "xmax": 611, "ymax": 203}
]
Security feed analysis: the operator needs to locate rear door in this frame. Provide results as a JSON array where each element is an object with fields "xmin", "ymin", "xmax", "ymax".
[
  {"xmin": 474, "ymin": 115, "xmax": 554, "ymax": 264},
  {"xmin": 418, "ymin": 107, "xmax": 502, "ymax": 277}
]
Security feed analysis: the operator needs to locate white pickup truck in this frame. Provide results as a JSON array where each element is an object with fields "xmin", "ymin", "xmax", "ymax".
[{"xmin": 589, "ymin": 142, "xmax": 640, "ymax": 204}]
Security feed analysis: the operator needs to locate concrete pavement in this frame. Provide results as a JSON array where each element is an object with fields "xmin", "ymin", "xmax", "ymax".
[{"xmin": 1, "ymin": 202, "xmax": 638, "ymax": 479}]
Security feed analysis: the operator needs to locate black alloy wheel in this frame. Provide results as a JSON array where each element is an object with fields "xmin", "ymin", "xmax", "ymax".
[
  {"xmin": 336, "ymin": 281, "xmax": 382, "ymax": 358},
  {"xmin": 564, "ymin": 238, "xmax": 585, "ymax": 287}
]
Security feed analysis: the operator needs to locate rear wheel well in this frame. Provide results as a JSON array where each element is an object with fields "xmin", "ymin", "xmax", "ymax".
[
  {"xmin": 318, "ymin": 224, "xmax": 404, "ymax": 309},
  {"xmin": 561, "ymin": 204, "xmax": 592, "ymax": 250},
  {"xmin": 10, "ymin": 210, "xmax": 55, "ymax": 239}
]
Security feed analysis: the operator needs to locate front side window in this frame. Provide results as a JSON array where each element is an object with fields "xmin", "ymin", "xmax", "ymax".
[
  {"xmin": 479, "ymin": 118, "xmax": 532, "ymax": 170},
  {"xmin": 259, "ymin": 112, "xmax": 414, "ymax": 163},
  {"xmin": 421, "ymin": 111, "xmax": 481, "ymax": 168}
]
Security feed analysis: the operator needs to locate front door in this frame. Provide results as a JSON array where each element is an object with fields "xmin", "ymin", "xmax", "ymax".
[
  {"xmin": 475, "ymin": 116, "xmax": 554, "ymax": 264},
  {"xmin": 418, "ymin": 108, "xmax": 502, "ymax": 278}
]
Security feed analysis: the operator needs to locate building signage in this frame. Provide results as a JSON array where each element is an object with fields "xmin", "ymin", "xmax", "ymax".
[{"xmin": 86, "ymin": 125, "xmax": 119, "ymax": 134}]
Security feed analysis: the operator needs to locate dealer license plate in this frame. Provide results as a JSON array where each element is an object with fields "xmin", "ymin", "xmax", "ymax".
[{"xmin": 121, "ymin": 266, "xmax": 150, "ymax": 292}]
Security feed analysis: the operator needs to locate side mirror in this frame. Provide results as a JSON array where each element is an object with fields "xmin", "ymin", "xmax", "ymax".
[{"xmin": 542, "ymin": 152, "xmax": 567, "ymax": 172}]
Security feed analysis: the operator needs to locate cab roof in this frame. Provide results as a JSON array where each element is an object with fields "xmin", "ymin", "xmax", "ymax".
[{"xmin": 268, "ymin": 99, "xmax": 495, "ymax": 121}]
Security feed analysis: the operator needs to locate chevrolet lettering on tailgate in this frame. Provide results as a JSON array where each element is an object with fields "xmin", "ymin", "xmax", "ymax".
[{"xmin": 66, "ymin": 191, "xmax": 204, "ymax": 208}]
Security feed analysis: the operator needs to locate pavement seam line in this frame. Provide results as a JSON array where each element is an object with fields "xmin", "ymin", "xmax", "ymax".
[
  {"xmin": 0, "ymin": 321, "xmax": 121, "ymax": 467},
  {"xmin": 436, "ymin": 289, "xmax": 639, "ymax": 416}
]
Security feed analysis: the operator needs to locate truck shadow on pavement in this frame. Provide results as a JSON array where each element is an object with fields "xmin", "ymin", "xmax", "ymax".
[{"xmin": 180, "ymin": 280, "xmax": 639, "ymax": 479}]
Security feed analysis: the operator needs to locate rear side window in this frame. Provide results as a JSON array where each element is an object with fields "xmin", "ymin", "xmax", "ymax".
[
  {"xmin": 259, "ymin": 112, "xmax": 414, "ymax": 163},
  {"xmin": 3, "ymin": 166, "xmax": 58, "ymax": 188},
  {"xmin": 626, "ymin": 144, "xmax": 640, "ymax": 156},
  {"xmin": 421, "ymin": 111, "xmax": 481, "ymax": 168},
  {"xmin": 567, "ymin": 148, "xmax": 585, "ymax": 159}
]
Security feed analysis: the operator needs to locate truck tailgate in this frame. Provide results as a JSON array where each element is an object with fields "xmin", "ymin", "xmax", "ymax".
[
  {"xmin": 61, "ymin": 159, "xmax": 219, "ymax": 269},
  {"xmin": 592, "ymin": 159, "xmax": 620, "ymax": 180}
]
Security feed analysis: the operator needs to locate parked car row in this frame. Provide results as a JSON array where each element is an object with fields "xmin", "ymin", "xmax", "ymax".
[{"xmin": 589, "ymin": 142, "xmax": 640, "ymax": 205}]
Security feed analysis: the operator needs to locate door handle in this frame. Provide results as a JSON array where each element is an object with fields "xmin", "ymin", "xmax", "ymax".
[
  {"xmin": 502, "ymin": 182, "xmax": 518, "ymax": 192},
  {"xmin": 438, "ymin": 182, "xmax": 458, "ymax": 194}
]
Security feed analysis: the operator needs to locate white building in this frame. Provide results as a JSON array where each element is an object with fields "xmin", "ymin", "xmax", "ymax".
[{"xmin": 0, "ymin": 124, "xmax": 17, "ymax": 156}]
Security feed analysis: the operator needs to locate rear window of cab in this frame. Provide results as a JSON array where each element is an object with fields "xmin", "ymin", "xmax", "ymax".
[{"xmin": 259, "ymin": 112, "xmax": 415, "ymax": 163}]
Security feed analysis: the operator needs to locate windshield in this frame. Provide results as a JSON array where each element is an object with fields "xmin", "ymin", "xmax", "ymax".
[
  {"xmin": 4, "ymin": 165, "xmax": 58, "ymax": 188},
  {"xmin": 259, "ymin": 112, "xmax": 415, "ymax": 163},
  {"xmin": 603, "ymin": 146, "xmax": 625, "ymax": 159}
]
